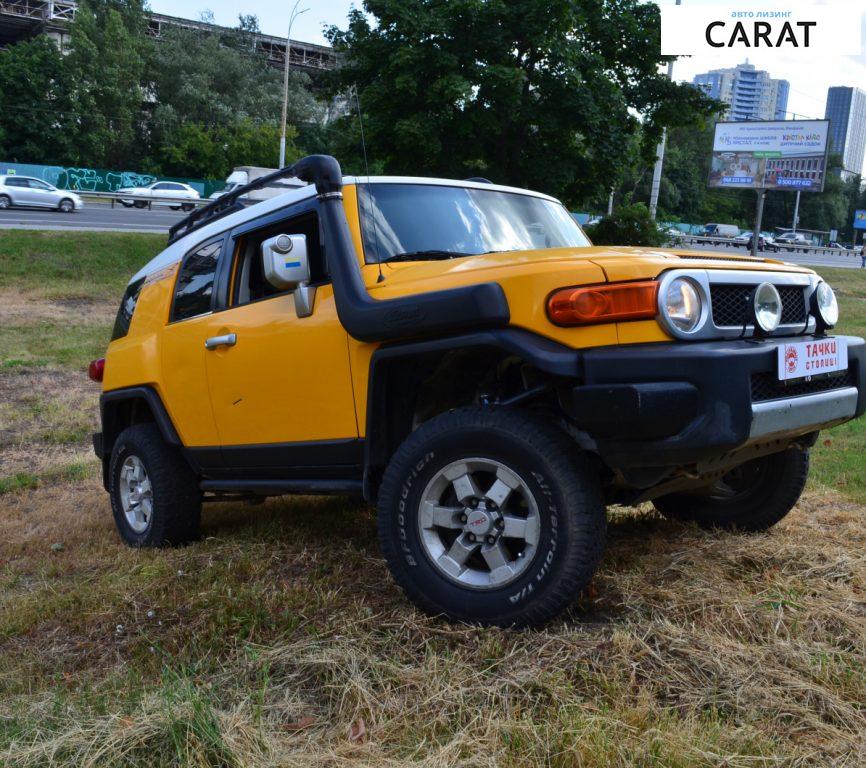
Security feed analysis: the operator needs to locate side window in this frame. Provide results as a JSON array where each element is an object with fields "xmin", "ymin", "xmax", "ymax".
[
  {"xmin": 231, "ymin": 212, "xmax": 324, "ymax": 307},
  {"xmin": 111, "ymin": 276, "xmax": 145, "ymax": 340},
  {"xmin": 172, "ymin": 240, "xmax": 222, "ymax": 321},
  {"xmin": 152, "ymin": 182, "xmax": 169, "ymax": 190}
]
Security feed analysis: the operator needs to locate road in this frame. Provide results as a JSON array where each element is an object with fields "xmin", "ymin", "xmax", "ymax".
[
  {"xmin": 0, "ymin": 200, "xmax": 187, "ymax": 234},
  {"xmin": 673, "ymin": 241, "xmax": 864, "ymax": 270},
  {"xmin": 1, "ymin": 203, "xmax": 863, "ymax": 271}
]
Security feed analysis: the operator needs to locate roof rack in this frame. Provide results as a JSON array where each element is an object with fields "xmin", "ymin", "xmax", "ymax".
[{"xmin": 167, "ymin": 166, "xmax": 307, "ymax": 244}]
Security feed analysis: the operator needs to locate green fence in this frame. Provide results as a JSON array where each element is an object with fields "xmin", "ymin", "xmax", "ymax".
[{"xmin": 0, "ymin": 161, "xmax": 224, "ymax": 198}]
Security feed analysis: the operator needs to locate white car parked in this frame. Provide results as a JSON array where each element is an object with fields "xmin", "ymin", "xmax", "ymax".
[
  {"xmin": 0, "ymin": 175, "xmax": 83, "ymax": 213},
  {"xmin": 117, "ymin": 181, "xmax": 200, "ymax": 211}
]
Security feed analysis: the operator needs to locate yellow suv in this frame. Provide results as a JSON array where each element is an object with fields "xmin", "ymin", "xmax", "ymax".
[{"xmin": 92, "ymin": 155, "xmax": 865, "ymax": 626}]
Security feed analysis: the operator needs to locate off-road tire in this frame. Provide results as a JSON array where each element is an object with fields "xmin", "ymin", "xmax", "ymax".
[
  {"xmin": 377, "ymin": 407, "xmax": 606, "ymax": 627},
  {"xmin": 654, "ymin": 448, "xmax": 809, "ymax": 532},
  {"xmin": 58, "ymin": 198, "xmax": 74, "ymax": 213},
  {"xmin": 109, "ymin": 424, "xmax": 201, "ymax": 547},
  {"xmin": 0, "ymin": 194, "xmax": 11, "ymax": 210}
]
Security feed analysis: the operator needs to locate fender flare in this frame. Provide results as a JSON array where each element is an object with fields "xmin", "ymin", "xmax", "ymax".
[
  {"xmin": 99, "ymin": 385, "xmax": 183, "ymax": 456},
  {"xmin": 362, "ymin": 328, "xmax": 581, "ymax": 500}
]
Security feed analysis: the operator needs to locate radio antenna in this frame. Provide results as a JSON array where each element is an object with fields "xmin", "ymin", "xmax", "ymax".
[{"xmin": 353, "ymin": 86, "xmax": 384, "ymax": 283}]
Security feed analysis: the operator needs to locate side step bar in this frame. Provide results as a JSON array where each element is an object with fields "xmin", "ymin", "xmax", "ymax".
[{"xmin": 200, "ymin": 479, "xmax": 363, "ymax": 496}]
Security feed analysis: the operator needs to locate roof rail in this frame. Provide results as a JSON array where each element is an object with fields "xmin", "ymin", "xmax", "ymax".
[{"xmin": 167, "ymin": 166, "xmax": 307, "ymax": 244}]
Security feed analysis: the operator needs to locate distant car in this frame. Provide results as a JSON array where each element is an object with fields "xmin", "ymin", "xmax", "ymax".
[
  {"xmin": 208, "ymin": 166, "xmax": 303, "ymax": 205},
  {"xmin": 704, "ymin": 223, "xmax": 739, "ymax": 238},
  {"xmin": 747, "ymin": 233, "xmax": 778, "ymax": 253},
  {"xmin": 0, "ymin": 175, "xmax": 83, "ymax": 213},
  {"xmin": 827, "ymin": 241, "xmax": 849, "ymax": 250},
  {"xmin": 117, "ymin": 181, "xmax": 200, "ymax": 211},
  {"xmin": 733, "ymin": 231, "xmax": 752, "ymax": 246},
  {"xmin": 775, "ymin": 232, "xmax": 809, "ymax": 246}
]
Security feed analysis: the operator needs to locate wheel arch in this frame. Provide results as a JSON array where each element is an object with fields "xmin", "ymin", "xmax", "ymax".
[
  {"xmin": 99, "ymin": 386, "xmax": 189, "ymax": 489},
  {"xmin": 362, "ymin": 328, "xmax": 580, "ymax": 502}
]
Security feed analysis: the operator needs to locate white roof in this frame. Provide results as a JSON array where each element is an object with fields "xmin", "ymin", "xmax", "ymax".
[{"xmin": 130, "ymin": 176, "xmax": 562, "ymax": 283}]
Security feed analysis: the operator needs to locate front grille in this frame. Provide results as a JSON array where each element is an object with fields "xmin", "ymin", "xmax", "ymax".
[
  {"xmin": 711, "ymin": 284, "xmax": 807, "ymax": 327},
  {"xmin": 750, "ymin": 368, "xmax": 856, "ymax": 402}
]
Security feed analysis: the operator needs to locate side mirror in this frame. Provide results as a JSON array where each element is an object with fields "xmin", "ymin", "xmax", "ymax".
[
  {"xmin": 260, "ymin": 234, "xmax": 316, "ymax": 317},
  {"xmin": 261, "ymin": 234, "xmax": 309, "ymax": 289}
]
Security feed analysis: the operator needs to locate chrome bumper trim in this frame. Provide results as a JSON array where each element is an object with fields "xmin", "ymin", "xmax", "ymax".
[{"xmin": 750, "ymin": 387, "xmax": 859, "ymax": 440}]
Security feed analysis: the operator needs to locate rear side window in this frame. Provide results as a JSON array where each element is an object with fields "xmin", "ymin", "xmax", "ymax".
[
  {"xmin": 111, "ymin": 277, "xmax": 145, "ymax": 340},
  {"xmin": 171, "ymin": 240, "xmax": 222, "ymax": 321}
]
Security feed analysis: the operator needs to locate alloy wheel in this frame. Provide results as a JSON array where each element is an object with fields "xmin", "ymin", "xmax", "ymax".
[{"xmin": 417, "ymin": 458, "xmax": 540, "ymax": 589}]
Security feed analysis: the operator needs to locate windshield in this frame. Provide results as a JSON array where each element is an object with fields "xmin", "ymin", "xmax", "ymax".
[{"xmin": 358, "ymin": 183, "xmax": 590, "ymax": 263}]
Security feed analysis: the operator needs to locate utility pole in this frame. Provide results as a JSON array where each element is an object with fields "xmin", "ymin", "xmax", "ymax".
[
  {"xmin": 791, "ymin": 189, "xmax": 801, "ymax": 233},
  {"xmin": 279, "ymin": 1, "xmax": 309, "ymax": 169},
  {"xmin": 752, "ymin": 189, "xmax": 767, "ymax": 257},
  {"xmin": 649, "ymin": 0, "xmax": 681, "ymax": 220}
]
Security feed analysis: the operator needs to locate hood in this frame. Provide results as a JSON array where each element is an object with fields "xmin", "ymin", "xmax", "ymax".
[{"xmin": 370, "ymin": 245, "xmax": 814, "ymax": 289}]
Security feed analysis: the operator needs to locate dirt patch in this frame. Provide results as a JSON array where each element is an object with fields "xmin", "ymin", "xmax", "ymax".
[
  {"xmin": 0, "ymin": 289, "xmax": 116, "ymax": 326},
  {"xmin": 0, "ymin": 367, "xmax": 100, "ymax": 478}
]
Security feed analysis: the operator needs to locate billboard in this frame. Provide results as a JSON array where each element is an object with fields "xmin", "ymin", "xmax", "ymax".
[
  {"xmin": 708, "ymin": 120, "xmax": 830, "ymax": 193},
  {"xmin": 855, "ymin": 211, "xmax": 866, "ymax": 230}
]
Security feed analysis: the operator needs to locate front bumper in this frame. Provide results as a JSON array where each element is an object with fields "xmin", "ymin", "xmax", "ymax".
[{"xmin": 562, "ymin": 335, "xmax": 865, "ymax": 471}]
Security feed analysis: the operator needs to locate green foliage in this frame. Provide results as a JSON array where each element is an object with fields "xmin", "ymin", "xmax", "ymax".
[
  {"xmin": 326, "ymin": 0, "xmax": 718, "ymax": 205},
  {"xmin": 0, "ymin": 4, "xmax": 318, "ymax": 179},
  {"xmin": 0, "ymin": 36, "xmax": 78, "ymax": 164},
  {"xmin": 585, "ymin": 203, "xmax": 666, "ymax": 246},
  {"xmin": 65, "ymin": 0, "xmax": 148, "ymax": 168}
]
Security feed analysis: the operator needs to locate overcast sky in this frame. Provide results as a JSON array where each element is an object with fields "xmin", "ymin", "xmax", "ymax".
[{"xmin": 149, "ymin": 0, "xmax": 866, "ymax": 173}]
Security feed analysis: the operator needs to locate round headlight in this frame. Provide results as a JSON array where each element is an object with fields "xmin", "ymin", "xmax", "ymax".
[
  {"xmin": 663, "ymin": 277, "xmax": 702, "ymax": 333},
  {"xmin": 752, "ymin": 282, "xmax": 782, "ymax": 333},
  {"xmin": 812, "ymin": 281, "xmax": 839, "ymax": 329}
]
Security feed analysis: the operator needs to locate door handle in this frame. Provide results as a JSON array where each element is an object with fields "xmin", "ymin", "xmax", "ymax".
[{"xmin": 204, "ymin": 333, "xmax": 237, "ymax": 350}]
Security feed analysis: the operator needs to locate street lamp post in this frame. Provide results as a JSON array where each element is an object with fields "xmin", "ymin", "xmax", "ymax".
[
  {"xmin": 279, "ymin": 1, "xmax": 309, "ymax": 169},
  {"xmin": 648, "ymin": 0, "xmax": 681, "ymax": 220}
]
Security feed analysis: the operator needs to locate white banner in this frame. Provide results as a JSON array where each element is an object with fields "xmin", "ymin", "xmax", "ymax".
[
  {"xmin": 712, "ymin": 120, "xmax": 829, "ymax": 155},
  {"xmin": 778, "ymin": 338, "xmax": 848, "ymax": 381},
  {"xmin": 661, "ymin": 3, "xmax": 862, "ymax": 56}
]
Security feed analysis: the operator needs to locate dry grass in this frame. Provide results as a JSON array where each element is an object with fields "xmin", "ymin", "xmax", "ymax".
[
  {"xmin": 1, "ymin": 234, "xmax": 866, "ymax": 765},
  {"xmin": 0, "ymin": 366, "xmax": 100, "ymax": 485},
  {"xmin": 0, "ymin": 478, "xmax": 864, "ymax": 766}
]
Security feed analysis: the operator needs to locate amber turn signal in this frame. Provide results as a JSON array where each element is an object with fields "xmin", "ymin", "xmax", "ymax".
[{"xmin": 547, "ymin": 281, "xmax": 659, "ymax": 327}]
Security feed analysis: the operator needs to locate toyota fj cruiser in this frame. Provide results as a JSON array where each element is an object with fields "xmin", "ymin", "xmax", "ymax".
[{"xmin": 92, "ymin": 155, "xmax": 865, "ymax": 626}]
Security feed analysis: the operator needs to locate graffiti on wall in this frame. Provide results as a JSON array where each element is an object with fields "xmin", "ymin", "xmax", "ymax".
[
  {"xmin": 42, "ymin": 167, "xmax": 158, "ymax": 192},
  {"xmin": 0, "ymin": 161, "xmax": 212, "ymax": 196}
]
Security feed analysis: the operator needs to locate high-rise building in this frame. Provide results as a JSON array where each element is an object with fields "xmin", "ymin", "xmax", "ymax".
[
  {"xmin": 825, "ymin": 87, "xmax": 866, "ymax": 179},
  {"xmin": 693, "ymin": 62, "xmax": 789, "ymax": 122}
]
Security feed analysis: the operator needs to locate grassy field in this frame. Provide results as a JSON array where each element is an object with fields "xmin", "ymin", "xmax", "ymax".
[{"xmin": 1, "ymin": 231, "xmax": 865, "ymax": 766}]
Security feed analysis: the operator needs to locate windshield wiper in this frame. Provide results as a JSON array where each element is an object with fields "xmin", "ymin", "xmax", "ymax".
[{"xmin": 382, "ymin": 249, "xmax": 474, "ymax": 263}]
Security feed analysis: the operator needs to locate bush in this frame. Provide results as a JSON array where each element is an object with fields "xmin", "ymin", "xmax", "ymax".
[{"xmin": 585, "ymin": 203, "xmax": 666, "ymax": 247}]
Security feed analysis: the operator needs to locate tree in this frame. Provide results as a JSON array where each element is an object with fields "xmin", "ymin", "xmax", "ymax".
[
  {"xmin": 142, "ymin": 19, "xmax": 316, "ymax": 177},
  {"xmin": 326, "ymin": 0, "xmax": 717, "ymax": 205},
  {"xmin": 0, "ymin": 36, "xmax": 78, "ymax": 164},
  {"xmin": 65, "ymin": 0, "xmax": 149, "ymax": 167},
  {"xmin": 585, "ymin": 203, "xmax": 665, "ymax": 246},
  {"xmin": 152, "ymin": 119, "xmax": 295, "ymax": 179}
]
